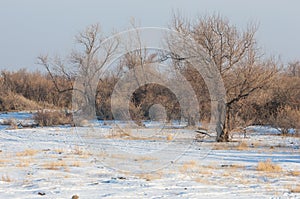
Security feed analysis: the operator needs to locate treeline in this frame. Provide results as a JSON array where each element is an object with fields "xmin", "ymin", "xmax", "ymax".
[
  {"xmin": 0, "ymin": 61, "xmax": 299, "ymax": 133},
  {"xmin": 1, "ymin": 14, "xmax": 299, "ymax": 141}
]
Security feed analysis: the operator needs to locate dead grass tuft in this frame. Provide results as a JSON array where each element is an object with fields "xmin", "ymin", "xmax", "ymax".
[
  {"xmin": 43, "ymin": 160, "xmax": 67, "ymax": 170},
  {"xmin": 136, "ymin": 172, "xmax": 163, "ymax": 181},
  {"xmin": 212, "ymin": 143, "xmax": 231, "ymax": 150},
  {"xmin": 180, "ymin": 160, "xmax": 198, "ymax": 172},
  {"xmin": 166, "ymin": 134, "xmax": 173, "ymax": 141},
  {"xmin": 16, "ymin": 158, "xmax": 32, "ymax": 167},
  {"xmin": 236, "ymin": 141, "xmax": 249, "ymax": 150},
  {"xmin": 1, "ymin": 174, "xmax": 12, "ymax": 182},
  {"xmin": 290, "ymin": 170, "xmax": 300, "ymax": 176},
  {"xmin": 257, "ymin": 159, "xmax": 282, "ymax": 172},
  {"xmin": 16, "ymin": 149, "xmax": 38, "ymax": 157},
  {"xmin": 291, "ymin": 185, "xmax": 300, "ymax": 193},
  {"xmin": 70, "ymin": 161, "xmax": 81, "ymax": 167}
]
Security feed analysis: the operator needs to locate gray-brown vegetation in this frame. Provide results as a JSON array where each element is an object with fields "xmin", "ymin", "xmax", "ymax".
[{"xmin": 0, "ymin": 13, "xmax": 299, "ymax": 141}]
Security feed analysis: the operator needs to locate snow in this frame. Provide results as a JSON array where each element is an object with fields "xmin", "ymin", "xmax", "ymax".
[{"xmin": 0, "ymin": 114, "xmax": 299, "ymax": 198}]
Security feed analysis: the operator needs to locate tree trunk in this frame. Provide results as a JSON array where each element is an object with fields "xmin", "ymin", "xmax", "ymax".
[{"xmin": 217, "ymin": 106, "xmax": 231, "ymax": 142}]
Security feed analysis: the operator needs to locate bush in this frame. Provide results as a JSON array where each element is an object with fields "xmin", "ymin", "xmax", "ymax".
[
  {"xmin": 0, "ymin": 92, "xmax": 41, "ymax": 111},
  {"xmin": 34, "ymin": 110, "xmax": 72, "ymax": 127}
]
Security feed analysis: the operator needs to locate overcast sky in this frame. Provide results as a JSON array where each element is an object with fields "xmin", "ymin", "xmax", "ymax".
[{"xmin": 0, "ymin": 0, "xmax": 299, "ymax": 71}]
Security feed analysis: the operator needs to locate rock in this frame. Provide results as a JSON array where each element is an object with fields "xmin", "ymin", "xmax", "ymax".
[
  {"xmin": 72, "ymin": 195, "xmax": 79, "ymax": 199},
  {"xmin": 38, "ymin": 192, "xmax": 46, "ymax": 196}
]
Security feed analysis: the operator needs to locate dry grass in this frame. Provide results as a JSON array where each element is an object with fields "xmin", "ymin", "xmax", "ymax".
[
  {"xmin": 136, "ymin": 171, "xmax": 163, "ymax": 181},
  {"xmin": 0, "ymin": 158, "xmax": 9, "ymax": 165},
  {"xmin": 257, "ymin": 159, "xmax": 282, "ymax": 172},
  {"xmin": 73, "ymin": 146, "xmax": 90, "ymax": 157},
  {"xmin": 194, "ymin": 177, "xmax": 212, "ymax": 184},
  {"xmin": 212, "ymin": 143, "xmax": 231, "ymax": 150},
  {"xmin": 134, "ymin": 155, "xmax": 157, "ymax": 161},
  {"xmin": 180, "ymin": 160, "xmax": 197, "ymax": 172},
  {"xmin": 43, "ymin": 160, "xmax": 67, "ymax": 170},
  {"xmin": 291, "ymin": 185, "xmax": 300, "ymax": 193},
  {"xmin": 16, "ymin": 158, "xmax": 32, "ymax": 167},
  {"xmin": 34, "ymin": 110, "xmax": 72, "ymax": 127},
  {"xmin": 236, "ymin": 141, "xmax": 249, "ymax": 150},
  {"xmin": 106, "ymin": 129, "xmax": 132, "ymax": 139},
  {"xmin": 290, "ymin": 170, "xmax": 300, "ymax": 176},
  {"xmin": 54, "ymin": 148, "xmax": 65, "ymax": 154},
  {"xmin": 166, "ymin": 134, "xmax": 173, "ymax": 141},
  {"xmin": 70, "ymin": 161, "xmax": 81, "ymax": 167},
  {"xmin": 1, "ymin": 174, "xmax": 12, "ymax": 182},
  {"xmin": 16, "ymin": 149, "xmax": 38, "ymax": 157},
  {"xmin": 106, "ymin": 128, "xmax": 164, "ymax": 141}
]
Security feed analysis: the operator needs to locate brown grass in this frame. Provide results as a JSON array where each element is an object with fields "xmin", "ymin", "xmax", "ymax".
[
  {"xmin": 212, "ymin": 143, "xmax": 231, "ymax": 150},
  {"xmin": 136, "ymin": 171, "xmax": 163, "ymax": 181},
  {"xmin": 236, "ymin": 141, "xmax": 249, "ymax": 150},
  {"xmin": 134, "ymin": 155, "xmax": 157, "ymax": 161},
  {"xmin": 54, "ymin": 148, "xmax": 65, "ymax": 154},
  {"xmin": 70, "ymin": 161, "xmax": 81, "ymax": 167},
  {"xmin": 257, "ymin": 159, "xmax": 282, "ymax": 172},
  {"xmin": 290, "ymin": 170, "xmax": 300, "ymax": 176},
  {"xmin": 181, "ymin": 160, "xmax": 197, "ymax": 172},
  {"xmin": 16, "ymin": 158, "xmax": 32, "ymax": 167},
  {"xmin": 1, "ymin": 174, "xmax": 12, "ymax": 182},
  {"xmin": 16, "ymin": 149, "xmax": 38, "ymax": 157},
  {"xmin": 291, "ymin": 185, "xmax": 300, "ymax": 193},
  {"xmin": 0, "ymin": 158, "xmax": 9, "ymax": 165},
  {"xmin": 73, "ymin": 146, "xmax": 90, "ymax": 156},
  {"xmin": 43, "ymin": 160, "xmax": 67, "ymax": 170},
  {"xmin": 166, "ymin": 134, "xmax": 173, "ymax": 141}
]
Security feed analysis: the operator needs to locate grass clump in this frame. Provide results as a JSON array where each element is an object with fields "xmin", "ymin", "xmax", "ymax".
[
  {"xmin": 1, "ymin": 174, "xmax": 12, "ymax": 182},
  {"xmin": 291, "ymin": 185, "xmax": 300, "ymax": 193},
  {"xmin": 16, "ymin": 149, "xmax": 38, "ymax": 157},
  {"xmin": 43, "ymin": 160, "xmax": 67, "ymax": 170},
  {"xmin": 257, "ymin": 159, "xmax": 282, "ymax": 172}
]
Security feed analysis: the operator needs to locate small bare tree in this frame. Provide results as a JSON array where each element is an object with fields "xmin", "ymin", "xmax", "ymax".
[{"xmin": 38, "ymin": 24, "xmax": 119, "ymax": 120}]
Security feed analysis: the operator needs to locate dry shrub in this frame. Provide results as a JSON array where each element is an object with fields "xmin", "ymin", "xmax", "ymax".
[
  {"xmin": 166, "ymin": 134, "xmax": 173, "ymax": 141},
  {"xmin": 257, "ymin": 159, "xmax": 282, "ymax": 172},
  {"xmin": 34, "ymin": 110, "xmax": 72, "ymax": 126},
  {"xmin": 274, "ymin": 106, "xmax": 300, "ymax": 135},
  {"xmin": 0, "ymin": 91, "xmax": 41, "ymax": 111}
]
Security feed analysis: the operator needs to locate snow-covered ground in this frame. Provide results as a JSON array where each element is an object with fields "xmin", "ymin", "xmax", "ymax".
[{"xmin": 0, "ymin": 116, "xmax": 299, "ymax": 198}]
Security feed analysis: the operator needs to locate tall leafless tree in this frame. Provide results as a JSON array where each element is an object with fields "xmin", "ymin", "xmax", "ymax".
[{"xmin": 167, "ymin": 13, "xmax": 277, "ymax": 141}]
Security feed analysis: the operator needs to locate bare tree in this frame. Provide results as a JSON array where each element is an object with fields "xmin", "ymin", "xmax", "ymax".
[
  {"xmin": 38, "ymin": 24, "xmax": 119, "ymax": 120},
  {"xmin": 167, "ymin": 13, "xmax": 277, "ymax": 141}
]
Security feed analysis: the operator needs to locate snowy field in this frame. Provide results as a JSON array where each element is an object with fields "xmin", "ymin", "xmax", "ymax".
[{"xmin": 0, "ymin": 113, "xmax": 299, "ymax": 198}]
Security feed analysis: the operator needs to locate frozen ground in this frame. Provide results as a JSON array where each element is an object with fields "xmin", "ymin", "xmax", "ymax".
[{"xmin": 0, "ymin": 118, "xmax": 299, "ymax": 198}]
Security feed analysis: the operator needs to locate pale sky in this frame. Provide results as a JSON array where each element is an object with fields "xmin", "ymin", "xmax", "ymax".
[{"xmin": 0, "ymin": 0, "xmax": 299, "ymax": 71}]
